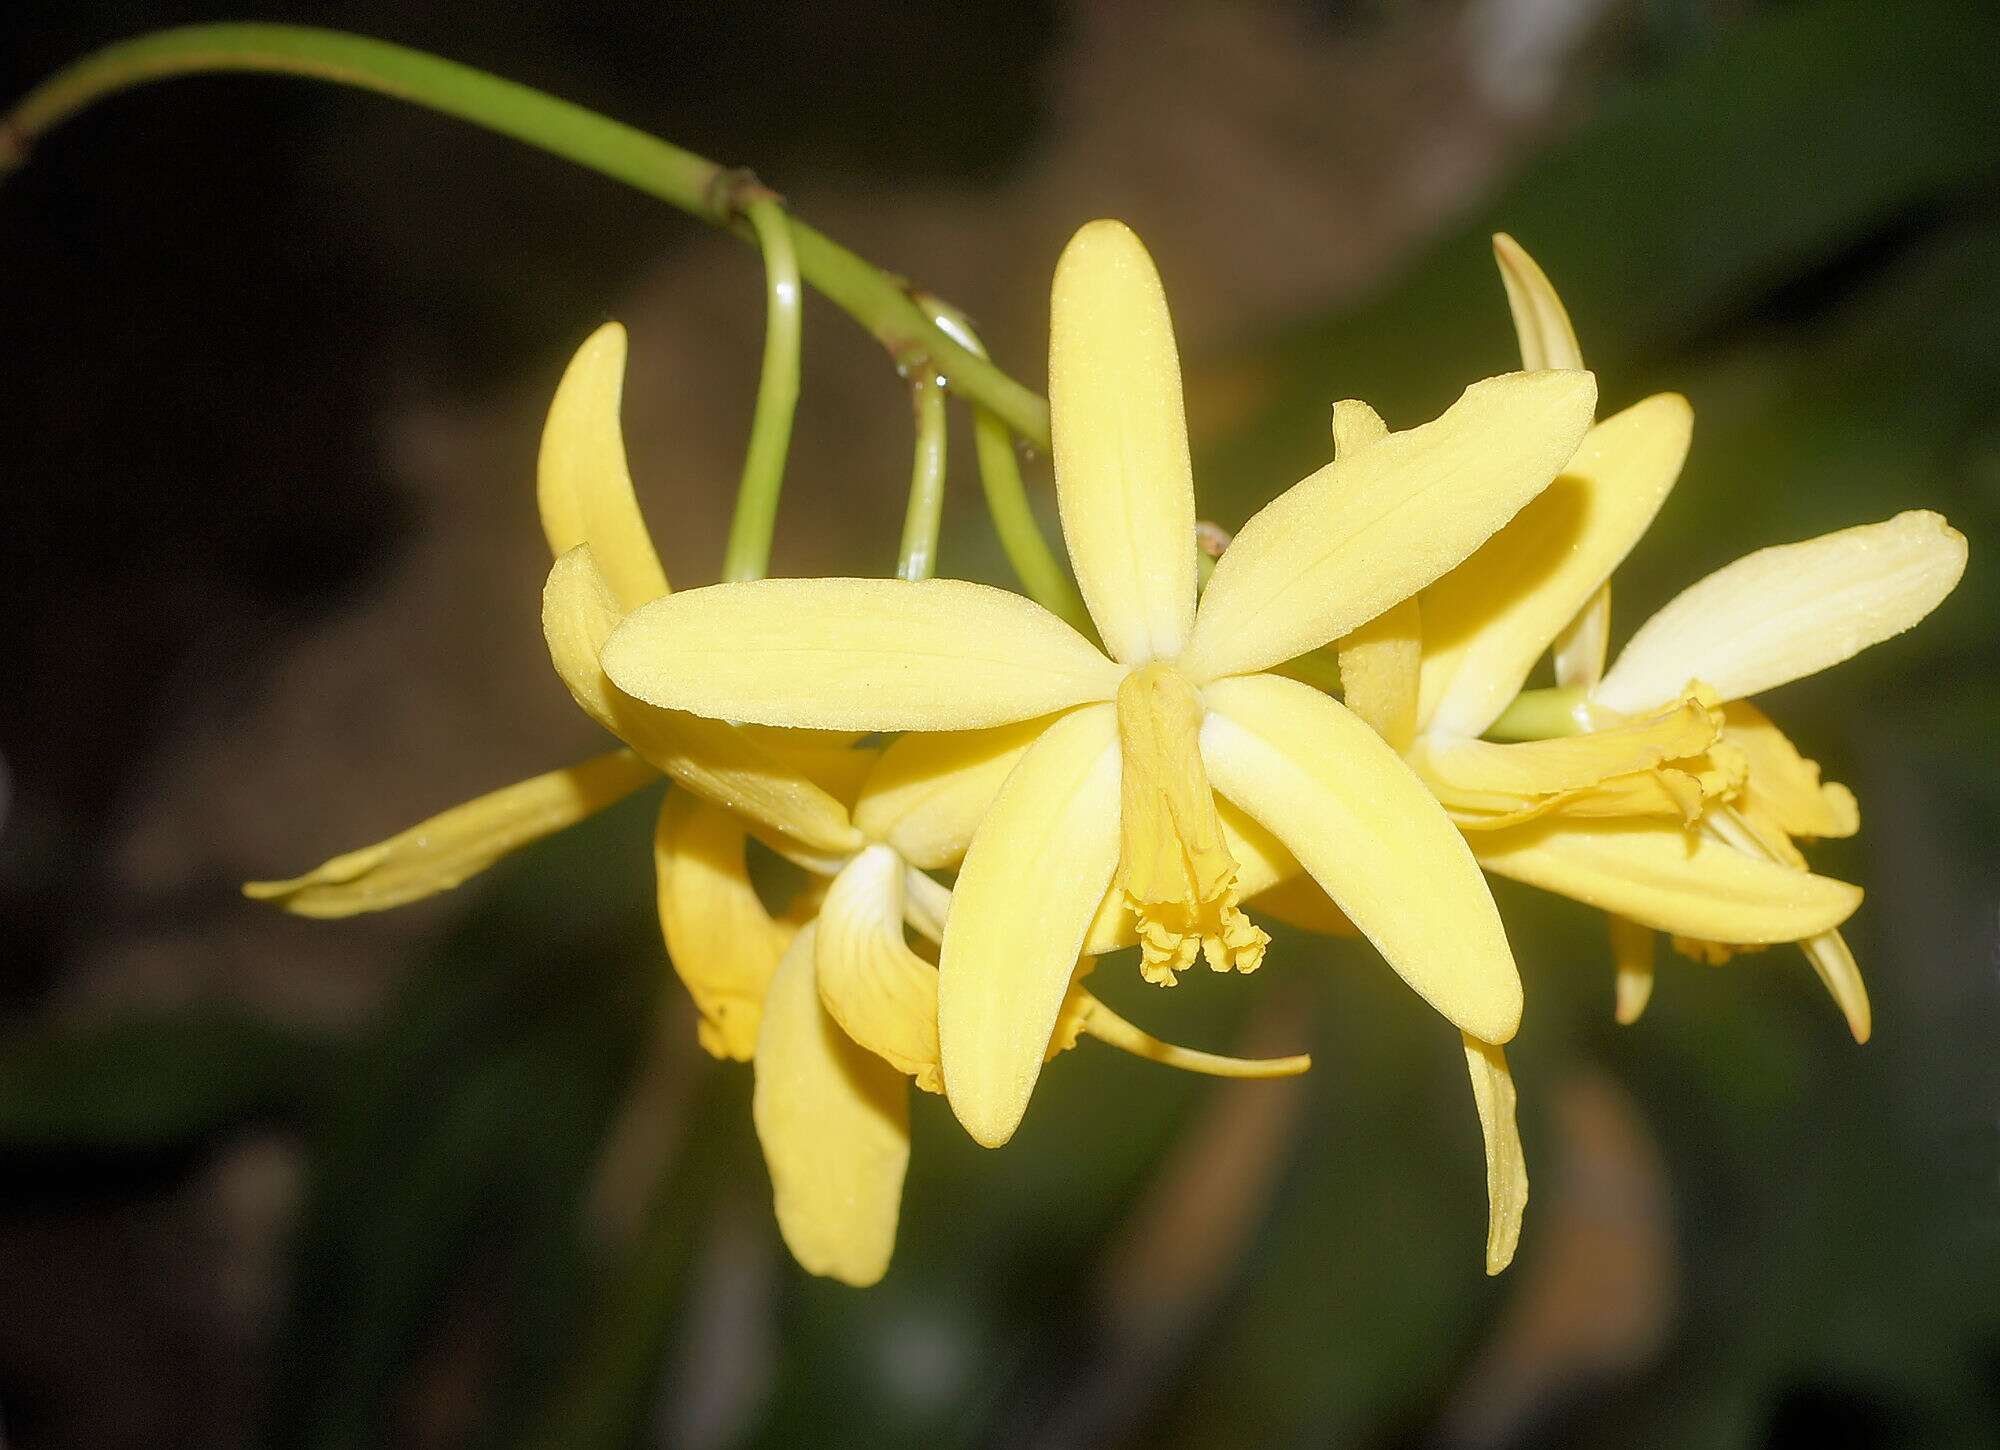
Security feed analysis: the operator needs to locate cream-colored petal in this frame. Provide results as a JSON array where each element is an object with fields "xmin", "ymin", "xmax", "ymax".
[
  {"xmin": 1066, "ymin": 990, "xmax": 1312, "ymax": 1078},
  {"xmin": 543, "ymin": 547, "xmax": 862, "ymax": 856},
  {"xmin": 244, "ymin": 749, "xmax": 656, "ymax": 918},
  {"xmin": 1552, "ymin": 586, "xmax": 1611, "ymax": 691},
  {"xmin": 1417, "ymin": 394, "xmax": 1691, "ymax": 738},
  {"xmin": 1721, "ymin": 702, "xmax": 1859, "ymax": 840},
  {"xmin": 1200, "ymin": 673, "xmax": 1523, "ymax": 1044},
  {"xmin": 1182, "ymin": 370, "xmax": 1597, "ymax": 683},
  {"xmin": 1048, "ymin": 219, "xmax": 1197, "ymax": 666},
  {"xmin": 1335, "ymin": 597, "xmax": 1422, "ymax": 753},
  {"xmin": 1802, "ymin": 930, "xmax": 1871, "ymax": 1044},
  {"xmin": 852, "ymin": 719, "xmax": 1048, "ymax": 869},
  {"xmin": 1473, "ymin": 818, "xmax": 1861, "ymax": 942},
  {"xmin": 600, "ymin": 576, "xmax": 1121, "ymax": 731},
  {"xmin": 537, "ymin": 322, "xmax": 669, "ymax": 611},
  {"xmin": 1331, "ymin": 398, "xmax": 1389, "ymax": 456},
  {"xmin": 938, "ymin": 704, "xmax": 1123, "ymax": 1146},
  {"xmin": 1595, "ymin": 511, "xmax": 1968, "ymax": 712},
  {"xmin": 752, "ymin": 925, "xmax": 909, "ymax": 1286},
  {"xmin": 655, "ymin": 795, "xmax": 795, "ymax": 1061},
  {"xmin": 1492, "ymin": 233, "xmax": 1584, "ymax": 372},
  {"xmin": 1609, "ymin": 915, "xmax": 1656, "ymax": 1025},
  {"xmin": 1463, "ymin": 1034, "xmax": 1528, "ymax": 1275},
  {"xmin": 816, "ymin": 846, "xmax": 944, "ymax": 1091}
]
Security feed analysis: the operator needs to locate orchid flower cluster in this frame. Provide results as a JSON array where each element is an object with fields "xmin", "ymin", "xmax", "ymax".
[{"xmin": 248, "ymin": 220, "xmax": 1965, "ymax": 1287}]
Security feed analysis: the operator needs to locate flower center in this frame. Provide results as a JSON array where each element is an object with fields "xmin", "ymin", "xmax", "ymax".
[{"xmin": 1114, "ymin": 663, "xmax": 1269, "ymax": 984}]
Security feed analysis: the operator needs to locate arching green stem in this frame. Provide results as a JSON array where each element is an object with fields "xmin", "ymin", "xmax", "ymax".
[
  {"xmin": 1484, "ymin": 685, "xmax": 1591, "ymax": 741},
  {"xmin": 896, "ymin": 372, "xmax": 948, "ymax": 581},
  {"xmin": 720, "ymin": 188, "xmax": 801, "ymax": 582},
  {"xmin": 1, "ymin": 23, "xmax": 1051, "ymax": 447}
]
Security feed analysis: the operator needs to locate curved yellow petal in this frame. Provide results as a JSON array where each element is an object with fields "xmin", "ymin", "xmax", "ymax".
[
  {"xmin": 1335, "ymin": 597, "xmax": 1421, "ymax": 753},
  {"xmin": 1463, "ymin": 1034, "xmax": 1528, "ymax": 1275},
  {"xmin": 1492, "ymin": 233, "xmax": 1583, "ymax": 372},
  {"xmin": 1595, "ymin": 510, "xmax": 1968, "ymax": 713},
  {"xmin": 1802, "ymin": 930, "xmax": 1871, "ymax": 1044},
  {"xmin": 852, "ymin": 719, "xmax": 1049, "ymax": 869},
  {"xmin": 244, "ymin": 749, "xmax": 657, "ymax": 918},
  {"xmin": 1417, "ymin": 393, "xmax": 1691, "ymax": 738},
  {"xmin": 938, "ymin": 704, "xmax": 1123, "ymax": 1146},
  {"xmin": 1049, "ymin": 219, "xmax": 1197, "ymax": 667},
  {"xmin": 816, "ymin": 846, "xmax": 944, "ymax": 1092},
  {"xmin": 1413, "ymin": 693, "xmax": 1718, "ymax": 805},
  {"xmin": 543, "ymin": 547, "xmax": 861, "ymax": 856},
  {"xmin": 655, "ymin": 794, "xmax": 794, "ymax": 1061},
  {"xmin": 1200, "ymin": 672, "xmax": 1523, "ymax": 1044},
  {"xmin": 538, "ymin": 322, "xmax": 669, "ymax": 610},
  {"xmin": 1722, "ymin": 702, "xmax": 1859, "ymax": 840},
  {"xmin": 1609, "ymin": 915, "xmax": 1656, "ymax": 1025},
  {"xmin": 1182, "ymin": 370, "xmax": 1597, "ymax": 684},
  {"xmin": 1472, "ymin": 818, "xmax": 1861, "ymax": 942},
  {"xmin": 600, "ymin": 576, "xmax": 1121, "ymax": 732},
  {"xmin": 752, "ymin": 924, "xmax": 909, "ymax": 1286},
  {"xmin": 1066, "ymin": 990, "xmax": 1312, "ymax": 1078}
]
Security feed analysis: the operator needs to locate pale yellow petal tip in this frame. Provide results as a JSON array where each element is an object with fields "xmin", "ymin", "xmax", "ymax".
[{"xmin": 949, "ymin": 1088, "xmax": 1026, "ymax": 1151}]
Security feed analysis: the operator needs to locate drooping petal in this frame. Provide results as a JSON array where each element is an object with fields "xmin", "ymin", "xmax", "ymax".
[
  {"xmin": 537, "ymin": 322, "xmax": 670, "ymax": 611},
  {"xmin": 852, "ymin": 719, "xmax": 1048, "ymax": 869},
  {"xmin": 1181, "ymin": 370, "xmax": 1597, "ymax": 684},
  {"xmin": 816, "ymin": 845, "xmax": 944, "ymax": 1091},
  {"xmin": 244, "ymin": 749, "xmax": 657, "ymax": 918},
  {"xmin": 1200, "ymin": 672, "xmax": 1523, "ymax": 1044},
  {"xmin": 938, "ymin": 704, "xmax": 1123, "ymax": 1147},
  {"xmin": 1492, "ymin": 233, "xmax": 1584, "ymax": 372},
  {"xmin": 1802, "ymin": 930, "xmax": 1871, "ymax": 1044},
  {"xmin": 1463, "ymin": 1034, "xmax": 1528, "ymax": 1275},
  {"xmin": 752, "ymin": 924, "xmax": 909, "ymax": 1287},
  {"xmin": 1609, "ymin": 915, "xmax": 1656, "ymax": 1025},
  {"xmin": 655, "ymin": 794, "xmax": 795, "ymax": 1061},
  {"xmin": 1594, "ymin": 510, "xmax": 1968, "ymax": 713},
  {"xmin": 1417, "ymin": 394, "xmax": 1691, "ymax": 738},
  {"xmin": 1064, "ymin": 990, "xmax": 1312, "ymax": 1078},
  {"xmin": 1335, "ymin": 597, "xmax": 1422, "ymax": 753},
  {"xmin": 543, "ymin": 547, "xmax": 862, "ymax": 856},
  {"xmin": 1472, "ymin": 818, "xmax": 1861, "ymax": 942},
  {"xmin": 600, "ymin": 576, "xmax": 1121, "ymax": 731},
  {"xmin": 1721, "ymin": 702, "xmax": 1859, "ymax": 840},
  {"xmin": 1048, "ymin": 219, "xmax": 1197, "ymax": 667}
]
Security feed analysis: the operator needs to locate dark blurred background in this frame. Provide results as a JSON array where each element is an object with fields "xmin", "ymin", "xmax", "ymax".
[{"xmin": 2, "ymin": 2, "xmax": 1995, "ymax": 1447}]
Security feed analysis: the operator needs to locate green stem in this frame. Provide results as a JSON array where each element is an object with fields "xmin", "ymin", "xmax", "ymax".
[
  {"xmin": 1, "ymin": 23, "xmax": 1051, "ymax": 447},
  {"xmin": 896, "ymin": 372, "xmax": 948, "ymax": 581},
  {"xmin": 720, "ymin": 189, "xmax": 801, "ymax": 582},
  {"xmin": 1484, "ymin": 684, "xmax": 1590, "ymax": 741},
  {"xmin": 920, "ymin": 298, "xmax": 1090, "ymax": 629}
]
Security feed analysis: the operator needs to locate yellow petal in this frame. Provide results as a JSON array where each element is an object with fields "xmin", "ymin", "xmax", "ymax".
[
  {"xmin": 1553, "ymin": 585, "xmax": 1611, "ymax": 691},
  {"xmin": 816, "ymin": 846, "xmax": 944, "ymax": 1091},
  {"xmin": 1417, "ymin": 394, "xmax": 1691, "ymax": 738},
  {"xmin": 1335, "ymin": 597, "xmax": 1421, "ymax": 753},
  {"xmin": 1181, "ymin": 370, "xmax": 1598, "ymax": 683},
  {"xmin": 851, "ymin": 720, "xmax": 1047, "ymax": 869},
  {"xmin": 1595, "ymin": 510, "xmax": 1968, "ymax": 712},
  {"xmin": 1463, "ymin": 1034, "xmax": 1528, "ymax": 1275},
  {"xmin": 1609, "ymin": 915, "xmax": 1656, "ymax": 1025},
  {"xmin": 655, "ymin": 795, "xmax": 793, "ymax": 1061},
  {"xmin": 1331, "ymin": 398, "xmax": 1390, "ymax": 456},
  {"xmin": 1802, "ymin": 930, "xmax": 1871, "ymax": 1044},
  {"xmin": 1472, "ymin": 818, "xmax": 1861, "ymax": 942},
  {"xmin": 600, "ymin": 576, "xmax": 1122, "ymax": 731},
  {"xmin": 1492, "ymin": 233, "xmax": 1584, "ymax": 371},
  {"xmin": 1066, "ymin": 990, "xmax": 1312, "ymax": 1078},
  {"xmin": 938, "ymin": 704, "xmax": 1123, "ymax": 1146},
  {"xmin": 1415, "ymin": 694, "xmax": 1718, "ymax": 799},
  {"xmin": 537, "ymin": 322, "xmax": 669, "ymax": 611},
  {"xmin": 543, "ymin": 547, "xmax": 862, "ymax": 856},
  {"xmin": 1049, "ymin": 219, "xmax": 1197, "ymax": 667},
  {"xmin": 1200, "ymin": 673, "xmax": 1523, "ymax": 1044},
  {"xmin": 244, "ymin": 749, "xmax": 656, "ymax": 918},
  {"xmin": 1721, "ymin": 702, "xmax": 1859, "ymax": 840},
  {"xmin": 751, "ymin": 924, "xmax": 909, "ymax": 1286}
]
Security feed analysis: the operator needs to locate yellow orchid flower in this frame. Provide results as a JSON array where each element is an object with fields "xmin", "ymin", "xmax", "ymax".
[
  {"xmin": 1332, "ymin": 236, "xmax": 1967, "ymax": 1040},
  {"xmin": 251, "ymin": 318, "xmax": 1307, "ymax": 1287},
  {"xmin": 596, "ymin": 216, "xmax": 1597, "ymax": 1287}
]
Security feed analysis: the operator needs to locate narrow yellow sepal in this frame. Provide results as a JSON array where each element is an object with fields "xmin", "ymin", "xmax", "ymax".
[
  {"xmin": 1609, "ymin": 915, "xmax": 1657, "ymax": 1025},
  {"xmin": 1463, "ymin": 1034, "xmax": 1528, "ymax": 1274},
  {"xmin": 1492, "ymin": 233, "xmax": 1584, "ymax": 372}
]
